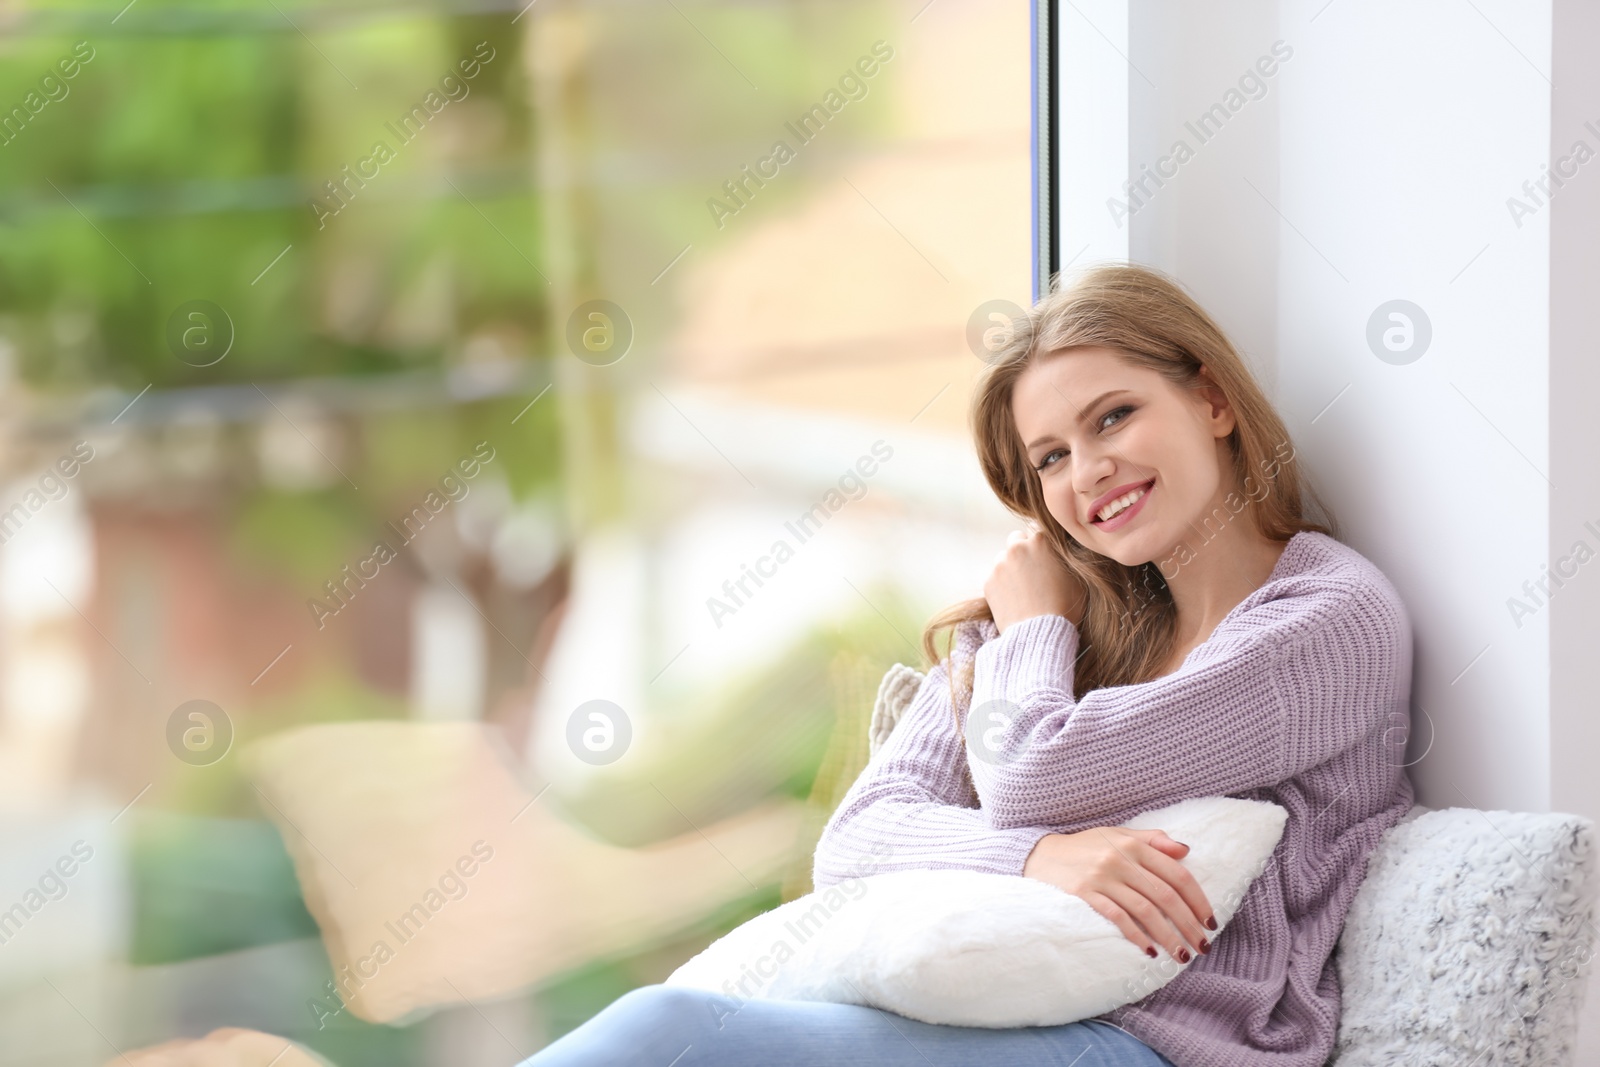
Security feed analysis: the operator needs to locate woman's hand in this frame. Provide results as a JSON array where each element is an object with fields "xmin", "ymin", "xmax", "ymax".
[
  {"xmin": 1021, "ymin": 827, "xmax": 1215, "ymax": 962},
  {"xmin": 984, "ymin": 526, "xmax": 1088, "ymax": 632}
]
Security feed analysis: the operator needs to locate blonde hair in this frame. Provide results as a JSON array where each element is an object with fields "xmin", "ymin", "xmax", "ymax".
[{"xmin": 923, "ymin": 262, "xmax": 1337, "ymax": 730}]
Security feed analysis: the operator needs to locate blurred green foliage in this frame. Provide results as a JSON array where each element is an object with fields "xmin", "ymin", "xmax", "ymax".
[
  {"xmin": 159, "ymin": 668, "xmax": 414, "ymax": 817},
  {"xmin": 0, "ymin": 2, "xmax": 920, "ymax": 1061},
  {"xmin": 556, "ymin": 582, "xmax": 926, "ymax": 849},
  {"xmin": 0, "ymin": 8, "xmax": 537, "ymax": 391},
  {"xmin": 128, "ymin": 810, "xmax": 322, "ymax": 965},
  {"xmin": 224, "ymin": 393, "xmax": 563, "ymax": 586},
  {"xmin": 0, "ymin": 0, "xmax": 897, "ymax": 395}
]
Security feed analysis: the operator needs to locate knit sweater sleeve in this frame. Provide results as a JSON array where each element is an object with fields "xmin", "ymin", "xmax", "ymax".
[
  {"xmin": 811, "ymin": 656, "xmax": 1058, "ymax": 889},
  {"xmin": 967, "ymin": 578, "xmax": 1407, "ymax": 831}
]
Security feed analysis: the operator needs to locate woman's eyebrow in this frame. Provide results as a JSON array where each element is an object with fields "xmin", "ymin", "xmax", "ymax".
[{"xmin": 1024, "ymin": 389, "xmax": 1132, "ymax": 450}]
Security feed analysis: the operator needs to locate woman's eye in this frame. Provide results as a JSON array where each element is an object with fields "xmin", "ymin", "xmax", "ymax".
[
  {"xmin": 1101, "ymin": 405, "xmax": 1133, "ymax": 428},
  {"xmin": 1033, "ymin": 407, "xmax": 1133, "ymax": 472},
  {"xmin": 1036, "ymin": 448, "xmax": 1067, "ymax": 471}
]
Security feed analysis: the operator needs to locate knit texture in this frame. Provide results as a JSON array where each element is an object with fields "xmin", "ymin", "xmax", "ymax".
[{"xmin": 812, "ymin": 530, "xmax": 1418, "ymax": 1067}]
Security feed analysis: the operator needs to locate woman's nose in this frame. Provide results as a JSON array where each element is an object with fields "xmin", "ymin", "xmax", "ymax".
[{"xmin": 1071, "ymin": 450, "xmax": 1117, "ymax": 495}]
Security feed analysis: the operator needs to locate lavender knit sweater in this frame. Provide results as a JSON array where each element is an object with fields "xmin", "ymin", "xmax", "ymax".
[{"xmin": 812, "ymin": 530, "xmax": 1417, "ymax": 1067}]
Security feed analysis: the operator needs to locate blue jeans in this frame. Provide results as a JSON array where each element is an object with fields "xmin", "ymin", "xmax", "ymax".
[{"xmin": 516, "ymin": 984, "xmax": 1178, "ymax": 1067}]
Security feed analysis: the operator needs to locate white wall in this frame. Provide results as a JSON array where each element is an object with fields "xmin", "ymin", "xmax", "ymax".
[
  {"xmin": 1550, "ymin": 1, "xmax": 1600, "ymax": 1047},
  {"xmin": 1550, "ymin": 0, "xmax": 1600, "ymax": 863},
  {"xmin": 1062, "ymin": 0, "xmax": 1597, "ymax": 1058},
  {"xmin": 1272, "ymin": 0, "xmax": 1555, "ymax": 809}
]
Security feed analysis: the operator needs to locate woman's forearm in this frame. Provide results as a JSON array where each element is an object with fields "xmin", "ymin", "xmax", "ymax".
[{"xmin": 811, "ymin": 660, "xmax": 1054, "ymax": 888}]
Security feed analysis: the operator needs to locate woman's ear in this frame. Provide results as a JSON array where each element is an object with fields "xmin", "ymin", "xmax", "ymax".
[{"xmin": 1194, "ymin": 364, "xmax": 1236, "ymax": 437}]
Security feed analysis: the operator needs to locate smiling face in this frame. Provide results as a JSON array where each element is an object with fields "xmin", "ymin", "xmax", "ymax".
[{"xmin": 1013, "ymin": 346, "xmax": 1238, "ymax": 567}]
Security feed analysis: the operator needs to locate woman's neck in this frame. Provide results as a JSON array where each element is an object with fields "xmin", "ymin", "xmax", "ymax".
[{"xmin": 1162, "ymin": 524, "xmax": 1289, "ymax": 647}]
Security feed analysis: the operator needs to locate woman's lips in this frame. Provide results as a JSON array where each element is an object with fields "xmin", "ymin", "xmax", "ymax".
[{"xmin": 1091, "ymin": 479, "xmax": 1154, "ymax": 531}]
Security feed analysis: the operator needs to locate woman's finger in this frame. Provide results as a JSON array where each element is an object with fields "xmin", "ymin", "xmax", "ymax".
[
  {"xmin": 1136, "ymin": 829, "xmax": 1189, "ymax": 861},
  {"xmin": 1099, "ymin": 875, "xmax": 1192, "ymax": 962},
  {"xmin": 1101, "ymin": 835, "xmax": 1205, "ymax": 959},
  {"xmin": 1137, "ymin": 840, "xmax": 1216, "ymax": 946},
  {"xmin": 1077, "ymin": 890, "xmax": 1158, "ymax": 959}
]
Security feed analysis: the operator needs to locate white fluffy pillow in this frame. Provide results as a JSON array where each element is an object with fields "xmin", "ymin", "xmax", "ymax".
[
  {"xmin": 666, "ymin": 794, "xmax": 1287, "ymax": 1027},
  {"xmin": 1330, "ymin": 805, "xmax": 1599, "ymax": 1066}
]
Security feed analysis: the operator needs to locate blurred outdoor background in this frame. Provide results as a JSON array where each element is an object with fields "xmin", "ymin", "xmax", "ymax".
[{"xmin": 0, "ymin": 0, "xmax": 1032, "ymax": 1062}]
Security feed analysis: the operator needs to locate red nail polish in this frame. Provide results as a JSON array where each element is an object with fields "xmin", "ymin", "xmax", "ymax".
[
  {"xmin": 1145, "ymin": 946, "xmax": 1157, "ymax": 958},
  {"xmin": 1205, "ymin": 916, "xmax": 1217, "ymax": 931},
  {"xmin": 1198, "ymin": 937, "xmax": 1210, "ymax": 954},
  {"xmin": 1177, "ymin": 948, "xmax": 1190, "ymax": 963}
]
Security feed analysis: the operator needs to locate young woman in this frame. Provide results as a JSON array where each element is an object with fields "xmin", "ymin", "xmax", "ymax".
[{"xmin": 517, "ymin": 263, "xmax": 1417, "ymax": 1067}]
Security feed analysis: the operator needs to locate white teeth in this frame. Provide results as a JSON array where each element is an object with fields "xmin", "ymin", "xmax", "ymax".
[{"xmin": 1096, "ymin": 484, "xmax": 1149, "ymax": 522}]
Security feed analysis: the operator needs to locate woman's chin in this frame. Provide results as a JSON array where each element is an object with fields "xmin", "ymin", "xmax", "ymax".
[
  {"xmin": 1082, "ymin": 540, "xmax": 1137, "ymax": 567},
  {"xmin": 1072, "ymin": 524, "xmax": 1153, "ymax": 567},
  {"xmin": 1090, "ymin": 530, "xmax": 1159, "ymax": 569}
]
